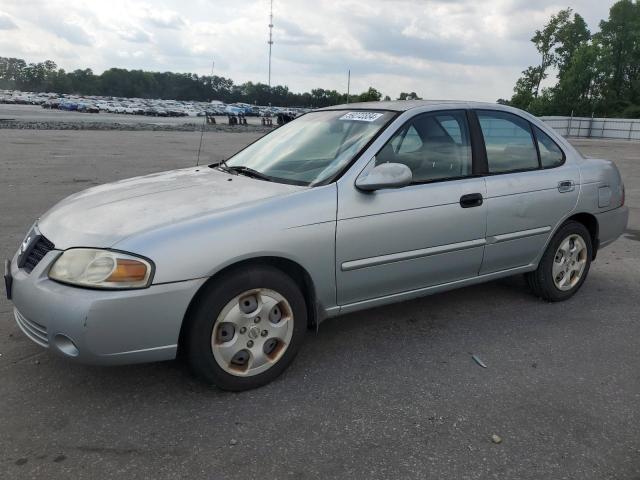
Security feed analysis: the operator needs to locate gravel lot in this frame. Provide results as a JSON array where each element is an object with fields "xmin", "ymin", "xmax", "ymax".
[
  {"xmin": 0, "ymin": 128, "xmax": 639, "ymax": 480},
  {"xmin": 0, "ymin": 104, "xmax": 269, "ymax": 129}
]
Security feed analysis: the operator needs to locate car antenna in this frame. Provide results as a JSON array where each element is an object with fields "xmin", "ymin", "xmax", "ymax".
[{"xmin": 196, "ymin": 59, "xmax": 215, "ymax": 167}]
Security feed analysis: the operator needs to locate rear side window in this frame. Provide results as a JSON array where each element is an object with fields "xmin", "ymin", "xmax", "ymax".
[
  {"xmin": 477, "ymin": 110, "xmax": 539, "ymax": 173},
  {"xmin": 534, "ymin": 126, "xmax": 564, "ymax": 168}
]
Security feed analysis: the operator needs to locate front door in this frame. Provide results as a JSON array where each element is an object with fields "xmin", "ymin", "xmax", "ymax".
[{"xmin": 335, "ymin": 110, "xmax": 487, "ymax": 306}]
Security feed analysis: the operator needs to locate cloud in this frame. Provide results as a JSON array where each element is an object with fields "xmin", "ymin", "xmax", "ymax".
[
  {"xmin": 276, "ymin": 19, "xmax": 324, "ymax": 46},
  {"xmin": 0, "ymin": 11, "xmax": 17, "ymax": 29},
  {"xmin": 145, "ymin": 9, "xmax": 186, "ymax": 29},
  {"xmin": 42, "ymin": 18, "xmax": 95, "ymax": 46},
  {"xmin": 0, "ymin": 0, "xmax": 619, "ymax": 101},
  {"xmin": 56, "ymin": 22, "xmax": 94, "ymax": 46},
  {"xmin": 118, "ymin": 28, "xmax": 152, "ymax": 43}
]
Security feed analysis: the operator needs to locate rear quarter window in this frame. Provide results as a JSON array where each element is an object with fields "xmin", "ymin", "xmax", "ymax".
[{"xmin": 534, "ymin": 125, "xmax": 565, "ymax": 168}]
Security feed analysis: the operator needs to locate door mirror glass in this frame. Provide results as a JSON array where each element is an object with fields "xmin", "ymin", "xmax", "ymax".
[{"xmin": 355, "ymin": 162, "xmax": 413, "ymax": 191}]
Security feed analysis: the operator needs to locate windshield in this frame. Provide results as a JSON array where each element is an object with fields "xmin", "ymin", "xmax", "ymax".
[{"xmin": 223, "ymin": 110, "xmax": 395, "ymax": 185}]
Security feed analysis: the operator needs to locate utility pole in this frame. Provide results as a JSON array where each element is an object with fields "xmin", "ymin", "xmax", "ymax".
[
  {"xmin": 268, "ymin": 0, "xmax": 274, "ymax": 87},
  {"xmin": 346, "ymin": 69, "xmax": 350, "ymax": 104}
]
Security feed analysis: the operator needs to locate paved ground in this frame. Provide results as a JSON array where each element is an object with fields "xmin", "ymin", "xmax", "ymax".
[
  {"xmin": 0, "ymin": 130, "xmax": 639, "ymax": 479},
  {"xmin": 0, "ymin": 104, "xmax": 265, "ymax": 126}
]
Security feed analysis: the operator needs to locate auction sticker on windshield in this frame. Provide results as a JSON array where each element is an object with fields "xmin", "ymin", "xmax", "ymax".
[{"xmin": 339, "ymin": 112, "xmax": 384, "ymax": 122}]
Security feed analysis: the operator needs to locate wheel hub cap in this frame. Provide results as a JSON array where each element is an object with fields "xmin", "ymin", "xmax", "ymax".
[{"xmin": 211, "ymin": 288, "xmax": 294, "ymax": 377}]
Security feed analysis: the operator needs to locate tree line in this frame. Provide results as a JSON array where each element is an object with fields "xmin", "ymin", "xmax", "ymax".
[
  {"xmin": 0, "ymin": 57, "xmax": 423, "ymax": 108},
  {"xmin": 502, "ymin": 0, "xmax": 640, "ymax": 118}
]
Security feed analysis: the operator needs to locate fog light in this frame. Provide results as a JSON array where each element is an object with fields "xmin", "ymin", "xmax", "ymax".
[{"xmin": 54, "ymin": 334, "xmax": 79, "ymax": 357}]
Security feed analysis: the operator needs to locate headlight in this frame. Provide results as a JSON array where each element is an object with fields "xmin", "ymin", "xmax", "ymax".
[{"xmin": 49, "ymin": 249, "xmax": 153, "ymax": 289}]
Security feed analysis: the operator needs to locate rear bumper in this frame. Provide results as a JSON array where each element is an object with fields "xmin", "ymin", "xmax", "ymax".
[
  {"xmin": 9, "ymin": 252, "xmax": 207, "ymax": 365},
  {"xmin": 596, "ymin": 205, "xmax": 629, "ymax": 249}
]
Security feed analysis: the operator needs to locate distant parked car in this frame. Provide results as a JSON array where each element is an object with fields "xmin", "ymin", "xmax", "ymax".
[
  {"xmin": 42, "ymin": 99, "xmax": 61, "ymax": 109},
  {"xmin": 13, "ymin": 95, "xmax": 30, "ymax": 105},
  {"xmin": 5, "ymin": 101, "xmax": 628, "ymax": 391},
  {"xmin": 77, "ymin": 103, "xmax": 99, "ymax": 113},
  {"xmin": 58, "ymin": 101, "xmax": 78, "ymax": 111}
]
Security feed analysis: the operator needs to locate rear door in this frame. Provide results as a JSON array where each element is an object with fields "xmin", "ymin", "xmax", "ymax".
[
  {"xmin": 335, "ymin": 110, "xmax": 487, "ymax": 306},
  {"xmin": 476, "ymin": 110, "xmax": 579, "ymax": 274}
]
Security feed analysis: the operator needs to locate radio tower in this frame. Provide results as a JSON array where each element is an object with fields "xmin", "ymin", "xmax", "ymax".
[{"xmin": 268, "ymin": 0, "xmax": 274, "ymax": 87}]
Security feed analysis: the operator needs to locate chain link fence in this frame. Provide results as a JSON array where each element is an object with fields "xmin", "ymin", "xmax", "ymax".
[{"xmin": 540, "ymin": 116, "xmax": 640, "ymax": 140}]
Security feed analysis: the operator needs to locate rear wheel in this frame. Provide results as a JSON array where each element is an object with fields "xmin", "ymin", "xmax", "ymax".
[
  {"xmin": 185, "ymin": 266, "xmax": 307, "ymax": 391},
  {"xmin": 526, "ymin": 221, "xmax": 593, "ymax": 301}
]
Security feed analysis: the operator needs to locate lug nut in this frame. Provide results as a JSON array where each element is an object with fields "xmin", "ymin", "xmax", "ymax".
[
  {"xmin": 239, "ymin": 327, "xmax": 247, "ymax": 334},
  {"xmin": 254, "ymin": 316, "xmax": 261, "ymax": 323},
  {"xmin": 261, "ymin": 330, "xmax": 268, "ymax": 337},
  {"xmin": 247, "ymin": 340, "xmax": 254, "ymax": 348}
]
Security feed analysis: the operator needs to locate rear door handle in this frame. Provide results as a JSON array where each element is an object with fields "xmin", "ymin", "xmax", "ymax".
[
  {"xmin": 460, "ymin": 193, "xmax": 483, "ymax": 208},
  {"xmin": 558, "ymin": 180, "xmax": 575, "ymax": 193}
]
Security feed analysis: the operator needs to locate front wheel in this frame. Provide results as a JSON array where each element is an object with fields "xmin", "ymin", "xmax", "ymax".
[
  {"xmin": 526, "ymin": 221, "xmax": 593, "ymax": 302},
  {"xmin": 185, "ymin": 266, "xmax": 307, "ymax": 391}
]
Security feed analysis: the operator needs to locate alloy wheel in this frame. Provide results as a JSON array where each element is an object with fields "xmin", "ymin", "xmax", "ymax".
[{"xmin": 552, "ymin": 234, "xmax": 588, "ymax": 291}]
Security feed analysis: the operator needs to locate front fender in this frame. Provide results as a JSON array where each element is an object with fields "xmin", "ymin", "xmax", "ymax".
[{"xmin": 113, "ymin": 184, "xmax": 339, "ymax": 314}]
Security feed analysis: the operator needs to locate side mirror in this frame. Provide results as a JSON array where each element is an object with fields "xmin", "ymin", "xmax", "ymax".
[{"xmin": 355, "ymin": 162, "xmax": 412, "ymax": 192}]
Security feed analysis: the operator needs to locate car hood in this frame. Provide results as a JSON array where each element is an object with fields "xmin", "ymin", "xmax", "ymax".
[{"xmin": 38, "ymin": 167, "xmax": 303, "ymax": 249}]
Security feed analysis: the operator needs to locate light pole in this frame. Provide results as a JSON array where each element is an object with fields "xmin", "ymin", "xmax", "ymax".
[
  {"xmin": 346, "ymin": 69, "xmax": 350, "ymax": 104},
  {"xmin": 268, "ymin": 0, "xmax": 274, "ymax": 88}
]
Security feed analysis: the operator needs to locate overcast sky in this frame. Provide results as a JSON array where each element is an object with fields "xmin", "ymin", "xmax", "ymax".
[{"xmin": 0, "ymin": 0, "xmax": 617, "ymax": 101}]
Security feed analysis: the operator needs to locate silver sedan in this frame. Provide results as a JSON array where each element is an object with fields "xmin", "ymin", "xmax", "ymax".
[{"xmin": 5, "ymin": 101, "xmax": 628, "ymax": 390}]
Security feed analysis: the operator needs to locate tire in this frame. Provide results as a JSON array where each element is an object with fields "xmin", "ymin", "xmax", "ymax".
[
  {"xmin": 526, "ymin": 221, "xmax": 593, "ymax": 302},
  {"xmin": 185, "ymin": 265, "xmax": 307, "ymax": 391}
]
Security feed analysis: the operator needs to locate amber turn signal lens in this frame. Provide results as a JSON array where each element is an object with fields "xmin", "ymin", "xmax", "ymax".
[{"xmin": 106, "ymin": 259, "xmax": 148, "ymax": 282}]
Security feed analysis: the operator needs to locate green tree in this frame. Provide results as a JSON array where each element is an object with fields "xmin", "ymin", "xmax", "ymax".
[
  {"xmin": 397, "ymin": 92, "xmax": 422, "ymax": 100},
  {"xmin": 552, "ymin": 43, "xmax": 600, "ymax": 115},
  {"xmin": 530, "ymin": 8, "xmax": 589, "ymax": 97},
  {"xmin": 595, "ymin": 0, "xmax": 640, "ymax": 110},
  {"xmin": 506, "ymin": 1, "xmax": 640, "ymax": 117},
  {"xmin": 49, "ymin": 68, "xmax": 72, "ymax": 93},
  {"xmin": 0, "ymin": 57, "xmax": 26, "ymax": 88},
  {"xmin": 509, "ymin": 66, "xmax": 544, "ymax": 110},
  {"xmin": 358, "ymin": 87, "xmax": 382, "ymax": 102},
  {"xmin": 553, "ymin": 11, "xmax": 590, "ymax": 76}
]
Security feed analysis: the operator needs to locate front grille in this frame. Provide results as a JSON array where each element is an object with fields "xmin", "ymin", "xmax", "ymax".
[
  {"xmin": 22, "ymin": 236, "xmax": 55, "ymax": 273},
  {"xmin": 14, "ymin": 308, "xmax": 49, "ymax": 347}
]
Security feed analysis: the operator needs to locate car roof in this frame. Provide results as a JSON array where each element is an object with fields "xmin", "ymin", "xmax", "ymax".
[{"xmin": 318, "ymin": 99, "xmax": 504, "ymax": 112}]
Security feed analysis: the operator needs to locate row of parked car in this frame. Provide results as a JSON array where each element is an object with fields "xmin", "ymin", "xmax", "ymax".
[{"xmin": 0, "ymin": 90, "xmax": 309, "ymax": 119}]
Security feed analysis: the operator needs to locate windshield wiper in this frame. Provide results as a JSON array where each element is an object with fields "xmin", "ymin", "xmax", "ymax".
[
  {"xmin": 224, "ymin": 166, "xmax": 273, "ymax": 182},
  {"xmin": 213, "ymin": 162, "xmax": 234, "ymax": 174},
  {"xmin": 211, "ymin": 158, "xmax": 231, "ymax": 171}
]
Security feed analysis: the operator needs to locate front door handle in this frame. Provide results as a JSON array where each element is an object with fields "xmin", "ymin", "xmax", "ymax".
[
  {"xmin": 558, "ymin": 180, "xmax": 575, "ymax": 193},
  {"xmin": 460, "ymin": 193, "xmax": 483, "ymax": 208}
]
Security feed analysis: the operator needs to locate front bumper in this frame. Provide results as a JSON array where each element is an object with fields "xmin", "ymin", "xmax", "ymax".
[{"xmin": 8, "ymin": 251, "xmax": 206, "ymax": 365}]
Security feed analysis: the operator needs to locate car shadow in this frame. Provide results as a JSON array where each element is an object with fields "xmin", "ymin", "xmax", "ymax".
[{"xmin": 43, "ymin": 275, "xmax": 544, "ymax": 398}]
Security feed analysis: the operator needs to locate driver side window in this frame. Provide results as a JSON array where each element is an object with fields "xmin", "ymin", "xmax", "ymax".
[{"xmin": 376, "ymin": 110, "xmax": 472, "ymax": 183}]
